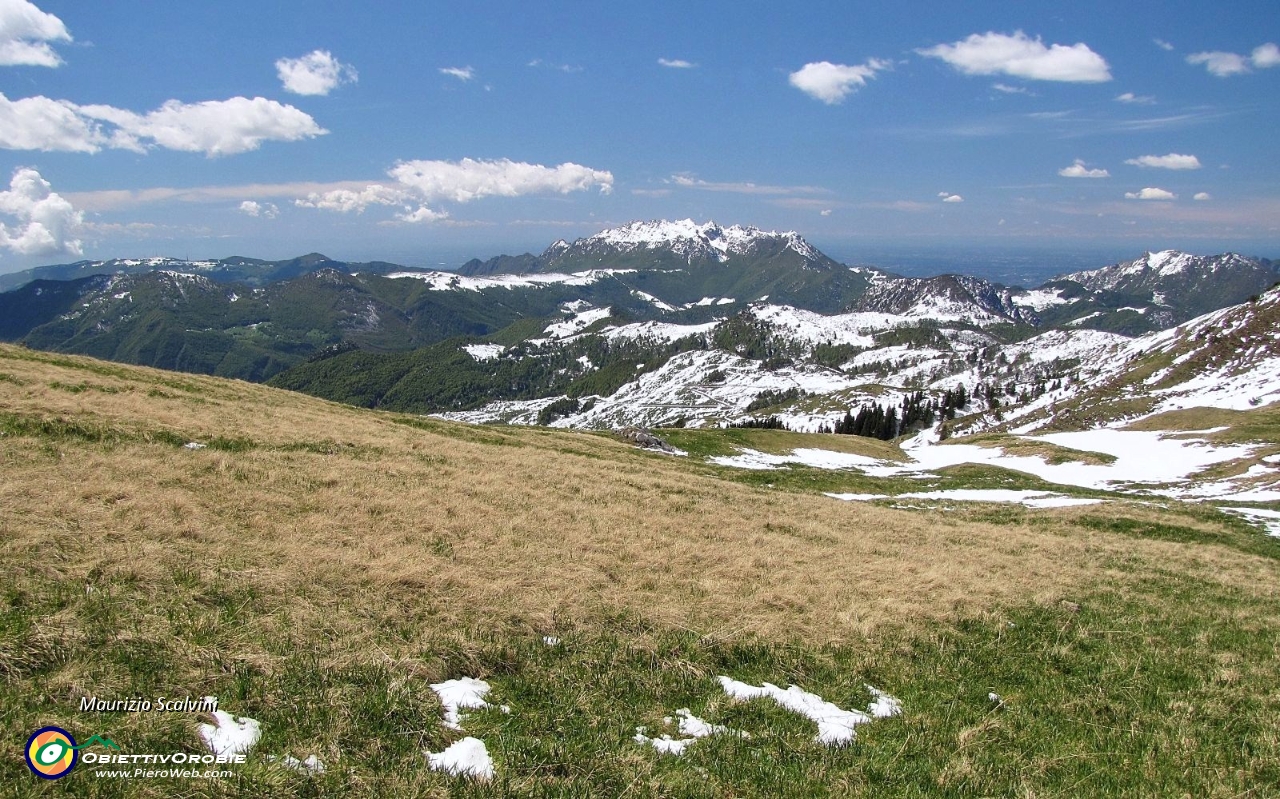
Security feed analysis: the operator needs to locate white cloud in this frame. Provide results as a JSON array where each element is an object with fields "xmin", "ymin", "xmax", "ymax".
[
  {"xmin": 238, "ymin": 200, "xmax": 278, "ymax": 218},
  {"xmin": 0, "ymin": 0, "xmax": 71, "ymax": 67},
  {"xmin": 0, "ymin": 167, "xmax": 82, "ymax": 255},
  {"xmin": 0, "ymin": 93, "xmax": 326, "ymax": 156},
  {"xmin": 439, "ymin": 66, "xmax": 475, "ymax": 81},
  {"xmin": 788, "ymin": 59, "xmax": 890, "ymax": 104},
  {"xmin": 1059, "ymin": 159, "xmax": 1110, "ymax": 178},
  {"xmin": 658, "ymin": 58, "xmax": 696, "ymax": 69},
  {"xmin": 992, "ymin": 83, "xmax": 1030, "ymax": 94},
  {"xmin": 389, "ymin": 158, "xmax": 613, "ymax": 203},
  {"xmin": 1154, "ymin": 39, "xmax": 1175, "ymax": 52},
  {"xmin": 1186, "ymin": 43, "xmax": 1280, "ymax": 76},
  {"xmin": 1125, "ymin": 187, "xmax": 1177, "ymax": 200},
  {"xmin": 918, "ymin": 31, "xmax": 1112, "ymax": 83},
  {"xmin": 939, "ymin": 192, "xmax": 964, "ymax": 203},
  {"xmin": 296, "ymin": 158, "xmax": 613, "ymax": 222},
  {"xmin": 1193, "ymin": 192, "xmax": 1212, "ymax": 201},
  {"xmin": 1252, "ymin": 43, "xmax": 1280, "ymax": 68},
  {"xmin": 1115, "ymin": 92, "xmax": 1155, "ymax": 104},
  {"xmin": 527, "ymin": 59, "xmax": 583, "ymax": 74},
  {"xmin": 820, "ymin": 209, "xmax": 832, "ymax": 217},
  {"xmin": 395, "ymin": 206, "xmax": 450, "ymax": 224},
  {"xmin": 78, "ymin": 97, "xmax": 327, "ymax": 157},
  {"xmin": 669, "ymin": 174, "xmax": 829, "ymax": 196},
  {"xmin": 0, "ymin": 93, "xmax": 110, "ymax": 152},
  {"xmin": 295, "ymin": 184, "xmax": 405, "ymax": 213},
  {"xmin": 1187, "ymin": 51, "xmax": 1250, "ymax": 77},
  {"xmin": 1124, "ymin": 153, "xmax": 1201, "ymax": 170},
  {"xmin": 275, "ymin": 50, "xmax": 357, "ymax": 96}
]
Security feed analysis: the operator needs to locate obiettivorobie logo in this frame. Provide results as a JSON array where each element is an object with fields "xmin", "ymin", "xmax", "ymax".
[
  {"xmin": 24, "ymin": 726, "xmax": 245, "ymax": 780},
  {"xmin": 24, "ymin": 727, "xmax": 120, "ymax": 780}
]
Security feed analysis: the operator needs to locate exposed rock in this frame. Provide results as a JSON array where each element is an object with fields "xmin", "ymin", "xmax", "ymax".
[{"xmin": 615, "ymin": 426, "xmax": 679, "ymax": 453}]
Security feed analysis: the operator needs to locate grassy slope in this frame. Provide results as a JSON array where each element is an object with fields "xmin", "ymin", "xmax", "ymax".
[{"xmin": 2, "ymin": 343, "xmax": 1279, "ymax": 796}]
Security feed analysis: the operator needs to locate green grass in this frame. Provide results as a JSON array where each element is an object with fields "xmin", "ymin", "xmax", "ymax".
[
  {"xmin": 5, "ymin": 342, "xmax": 1280, "ymax": 796},
  {"xmin": 4, "ymin": 566, "xmax": 1279, "ymax": 797}
]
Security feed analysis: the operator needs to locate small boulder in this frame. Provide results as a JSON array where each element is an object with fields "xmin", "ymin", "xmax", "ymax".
[{"xmin": 615, "ymin": 426, "xmax": 678, "ymax": 454}]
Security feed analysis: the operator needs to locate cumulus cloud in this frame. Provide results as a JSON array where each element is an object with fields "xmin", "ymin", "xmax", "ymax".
[
  {"xmin": 0, "ymin": 93, "xmax": 110, "ymax": 152},
  {"xmin": 658, "ymin": 58, "xmax": 696, "ymax": 69},
  {"xmin": 295, "ymin": 184, "xmax": 405, "ymax": 213},
  {"xmin": 79, "ymin": 97, "xmax": 327, "ymax": 157},
  {"xmin": 918, "ymin": 31, "xmax": 1112, "ymax": 83},
  {"xmin": 389, "ymin": 158, "xmax": 613, "ymax": 203},
  {"xmin": 1154, "ymin": 39, "xmax": 1175, "ymax": 52},
  {"xmin": 296, "ymin": 158, "xmax": 614, "ymax": 223},
  {"xmin": 1193, "ymin": 192, "xmax": 1212, "ymax": 201},
  {"xmin": 439, "ymin": 66, "xmax": 474, "ymax": 81},
  {"xmin": 1187, "ymin": 43, "xmax": 1280, "ymax": 76},
  {"xmin": 1187, "ymin": 42, "xmax": 1280, "ymax": 75},
  {"xmin": 1125, "ymin": 153, "xmax": 1201, "ymax": 170},
  {"xmin": 1187, "ymin": 51, "xmax": 1250, "ymax": 77},
  {"xmin": 939, "ymin": 192, "xmax": 964, "ymax": 203},
  {"xmin": 788, "ymin": 59, "xmax": 890, "ymax": 104},
  {"xmin": 238, "ymin": 200, "xmax": 278, "ymax": 218},
  {"xmin": 395, "ymin": 206, "xmax": 450, "ymax": 224},
  {"xmin": 1059, "ymin": 159, "xmax": 1110, "ymax": 178},
  {"xmin": 820, "ymin": 209, "xmax": 832, "ymax": 216},
  {"xmin": 1125, "ymin": 187, "xmax": 1177, "ymax": 200},
  {"xmin": 0, "ymin": 93, "xmax": 326, "ymax": 156},
  {"xmin": 275, "ymin": 50, "xmax": 357, "ymax": 95},
  {"xmin": 0, "ymin": 0, "xmax": 70, "ymax": 67},
  {"xmin": 0, "ymin": 167, "xmax": 82, "ymax": 255},
  {"xmin": 1115, "ymin": 92, "xmax": 1155, "ymax": 104},
  {"xmin": 1252, "ymin": 43, "xmax": 1280, "ymax": 68}
]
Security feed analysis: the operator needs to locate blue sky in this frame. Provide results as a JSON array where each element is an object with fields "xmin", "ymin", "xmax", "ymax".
[{"xmin": 0, "ymin": 0, "xmax": 1277, "ymax": 272}]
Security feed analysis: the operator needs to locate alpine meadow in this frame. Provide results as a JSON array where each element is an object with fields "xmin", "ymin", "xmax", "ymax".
[{"xmin": 2, "ymin": 1, "xmax": 1280, "ymax": 796}]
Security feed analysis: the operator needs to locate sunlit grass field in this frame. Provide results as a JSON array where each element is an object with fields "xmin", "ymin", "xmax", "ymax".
[{"xmin": 3, "ymin": 342, "xmax": 1279, "ymax": 796}]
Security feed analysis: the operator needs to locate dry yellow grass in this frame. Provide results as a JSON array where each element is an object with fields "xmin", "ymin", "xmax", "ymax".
[{"xmin": 3, "ymin": 342, "xmax": 1278, "ymax": 656}]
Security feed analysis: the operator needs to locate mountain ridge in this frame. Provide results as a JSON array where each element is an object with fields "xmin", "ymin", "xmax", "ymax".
[{"xmin": 3, "ymin": 221, "xmax": 1278, "ymax": 432}]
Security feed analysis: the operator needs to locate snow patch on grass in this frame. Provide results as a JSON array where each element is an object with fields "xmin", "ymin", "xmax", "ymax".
[
  {"xmin": 634, "ymin": 708, "xmax": 745, "ymax": 756},
  {"xmin": 268, "ymin": 754, "xmax": 326, "ymax": 774},
  {"xmin": 430, "ymin": 677, "xmax": 494, "ymax": 730},
  {"xmin": 425, "ymin": 737, "xmax": 494, "ymax": 780},
  {"xmin": 197, "ymin": 700, "xmax": 261, "ymax": 757},
  {"xmin": 825, "ymin": 489, "xmax": 1104, "ymax": 508},
  {"xmin": 717, "ymin": 678, "xmax": 900, "ymax": 746},
  {"xmin": 1221, "ymin": 507, "xmax": 1280, "ymax": 537}
]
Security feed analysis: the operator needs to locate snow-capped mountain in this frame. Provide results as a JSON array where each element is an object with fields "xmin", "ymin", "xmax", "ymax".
[
  {"xmin": 1049, "ymin": 251, "xmax": 1278, "ymax": 326},
  {"xmin": 853, "ymin": 274, "xmax": 1039, "ymax": 326},
  {"xmin": 1059, "ymin": 250, "xmax": 1264, "ymax": 291},
  {"xmin": 457, "ymin": 219, "xmax": 841, "ymax": 279},
  {"xmin": 0, "ymin": 252, "xmax": 398, "ymax": 293},
  {"xmin": 5, "ymin": 224, "xmax": 1278, "ymax": 447},
  {"xmin": 546, "ymin": 219, "xmax": 825, "ymax": 265}
]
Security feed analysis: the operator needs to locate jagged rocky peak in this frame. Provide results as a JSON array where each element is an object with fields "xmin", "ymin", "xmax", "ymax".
[{"xmin": 554, "ymin": 219, "xmax": 821, "ymax": 263}]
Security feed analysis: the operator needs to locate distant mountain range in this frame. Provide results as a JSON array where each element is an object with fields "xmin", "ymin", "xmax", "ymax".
[{"xmin": 1, "ymin": 219, "xmax": 1277, "ymax": 433}]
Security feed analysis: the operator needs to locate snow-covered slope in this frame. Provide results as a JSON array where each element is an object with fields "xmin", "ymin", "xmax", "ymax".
[
  {"xmin": 547, "ymin": 219, "xmax": 823, "ymax": 265},
  {"xmin": 852, "ymin": 274, "xmax": 1038, "ymax": 326},
  {"xmin": 1060, "ymin": 250, "xmax": 1262, "ymax": 290}
]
